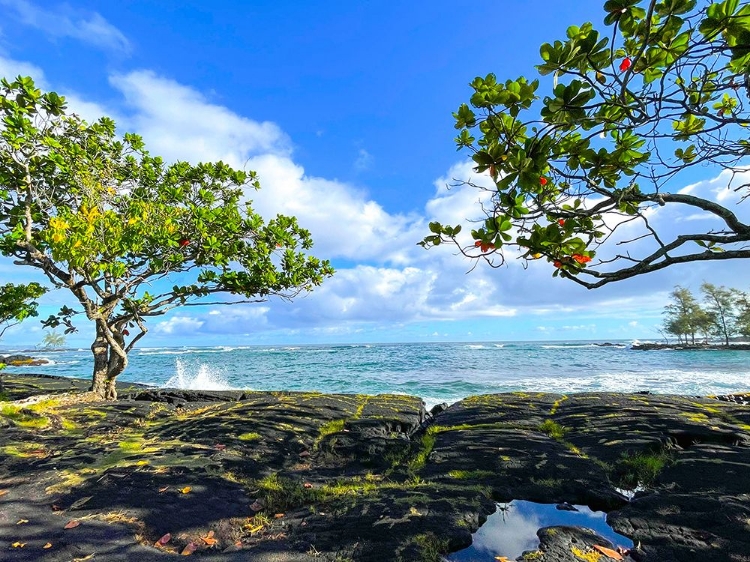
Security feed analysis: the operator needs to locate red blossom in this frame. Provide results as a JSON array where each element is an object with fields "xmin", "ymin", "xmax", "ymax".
[
  {"xmin": 619, "ymin": 57, "xmax": 632, "ymax": 72},
  {"xmin": 474, "ymin": 240, "xmax": 482, "ymax": 247},
  {"xmin": 553, "ymin": 260, "xmax": 562, "ymax": 268},
  {"xmin": 179, "ymin": 238, "xmax": 190, "ymax": 247},
  {"xmin": 558, "ymin": 219, "xmax": 565, "ymax": 226},
  {"xmin": 539, "ymin": 177, "xmax": 548, "ymax": 186},
  {"xmin": 572, "ymin": 254, "xmax": 592, "ymax": 264}
]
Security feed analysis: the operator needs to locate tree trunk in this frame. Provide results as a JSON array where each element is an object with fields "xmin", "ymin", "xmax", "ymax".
[{"xmin": 89, "ymin": 329, "xmax": 127, "ymax": 400}]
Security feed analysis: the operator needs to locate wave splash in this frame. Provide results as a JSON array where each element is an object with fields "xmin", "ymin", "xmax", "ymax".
[{"xmin": 165, "ymin": 358, "xmax": 234, "ymax": 391}]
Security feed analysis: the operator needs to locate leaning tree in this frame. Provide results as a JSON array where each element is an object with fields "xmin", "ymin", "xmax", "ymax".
[
  {"xmin": 0, "ymin": 76, "xmax": 333, "ymax": 399},
  {"xmin": 421, "ymin": 0, "xmax": 750, "ymax": 287}
]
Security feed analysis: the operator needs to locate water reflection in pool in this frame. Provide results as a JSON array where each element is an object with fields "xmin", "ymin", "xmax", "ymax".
[{"xmin": 446, "ymin": 501, "xmax": 632, "ymax": 561}]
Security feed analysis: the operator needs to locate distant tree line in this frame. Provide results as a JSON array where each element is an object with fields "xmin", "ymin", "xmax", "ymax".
[{"xmin": 663, "ymin": 283, "xmax": 750, "ymax": 346}]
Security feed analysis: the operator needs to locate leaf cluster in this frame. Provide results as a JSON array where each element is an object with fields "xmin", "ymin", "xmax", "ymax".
[{"xmin": 421, "ymin": 0, "xmax": 750, "ymax": 288}]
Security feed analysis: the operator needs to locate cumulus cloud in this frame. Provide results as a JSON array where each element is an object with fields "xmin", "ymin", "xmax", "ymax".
[
  {"xmin": 153, "ymin": 316, "xmax": 205, "ymax": 335},
  {"xmin": 0, "ymin": 0, "xmax": 131, "ymax": 54}
]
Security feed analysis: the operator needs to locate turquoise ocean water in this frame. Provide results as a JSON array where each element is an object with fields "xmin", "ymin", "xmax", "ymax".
[{"xmin": 4, "ymin": 340, "xmax": 749, "ymax": 408}]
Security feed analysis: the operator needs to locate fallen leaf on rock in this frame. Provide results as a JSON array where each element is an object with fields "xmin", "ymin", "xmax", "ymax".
[
  {"xmin": 298, "ymin": 451, "xmax": 310, "ymax": 457},
  {"xmin": 180, "ymin": 486, "xmax": 192, "ymax": 494},
  {"xmin": 16, "ymin": 519, "xmax": 29, "ymax": 525},
  {"xmin": 51, "ymin": 504, "xmax": 63, "ymax": 511},
  {"xmin": 303, "ymin": 482, "xmax": 313, "ymax": 489},
  {"xmin": 495, "ymin": 557, "xmax": 509, "ymax": 562},
  {"xmin": 244, "ymin": 524, "xmax": 263, "ymax": 534},
  {"xmin": 274, "ymin": 513, "xmax": 284, "ymax": 519},
  {"xmin": 12, "ymin": 542, "xmax": 25, "ymax": 548},
  {"xmin": 64, "ymin": 520, "xmax": 81, "ymax": 529},
  {"xmin": 593, "ymin": 545, "xmax": 624, "ymax": 560},
  {"xmin": 214, "ymin": 444, "xmax": 226, "ymax": 451},
  {"xmin": 250, "ymin": 499, "xmax": 265, "ymax": 512},
  {"xmin": 181, "ymin": 542, "xmax": 197, "ymax": 555},
  {"xmin": 203, "ymin": 530, "xmax": 218, "ymax": 545},
  {"xmin": 155, "ymin": 533, "xmax": 171, "ymax": 546},
  {"xmin": 69, "ymin": 496, "xmax": 93, "ymax": 510},
  {"xmin": 43, "ymin": 542, "xmax": 52, "ymax": 549},
  {"xmin": 72, "ymin": 554, "xmax": 94, "ymax": 561},
  {"xmin": 0, "ymin": 489, "xmax": 9, "ymax": 497},
  {"xmin": 158, "ymin": 486, "xmax": 170, "ymax": 493}
]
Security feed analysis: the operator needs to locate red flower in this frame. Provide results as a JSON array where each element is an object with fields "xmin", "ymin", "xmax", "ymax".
[
  {"xmin": 553, "ymin": 260, "xmax": 562, "ymax": 268},
  {"xmin": 539, "ymin": 177, "xmax": 548, "ymax": 186},
  {"xmin": 558, "ymin": 219, "xmax": 565, "ymax": 226},
  {"xmin": 474, "ymin": 240, "xmax": 482, "ymax": 247},
  {"xmin": 122, "ymin": 329, "xmax": 130, "ymax": 336},
  {"xmin": 475, "ymin": 240, "xmax": 494, "ymax": 252},
  {"xmin": 179, "ymin": 238, "xmax": 190, "ymax": 247},
  {"xmin": 619, "ymin": 57, "xmax": 632, "ymax": 72},
  {"xmin": 572, "ymin": 254, "xmax": 592, "ymax": 264}
]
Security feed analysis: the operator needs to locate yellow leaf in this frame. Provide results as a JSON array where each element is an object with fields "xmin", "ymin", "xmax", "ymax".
[
  {"xmin": 16, "ymin": 519, "xmax": 29, "ymax": 524},
  {"xmin": 180, "ymin": 486, "xmax": 192, "ymax": 494},
  {"xmin": 43, "ymin": 542, "xmax": 53, "ymax": 549},
  {"xmin": 12, "ymin": 542, "xmax": 25, "ymax": 548},
  {"xmin": 0, "ymin": 489, "xmax": 9, "ymax": 496}
]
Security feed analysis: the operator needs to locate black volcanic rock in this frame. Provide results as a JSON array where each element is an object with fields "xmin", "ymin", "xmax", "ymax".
[{"xmin": 0, "ymin": 374, "xmax": 748, "ymax": 561}]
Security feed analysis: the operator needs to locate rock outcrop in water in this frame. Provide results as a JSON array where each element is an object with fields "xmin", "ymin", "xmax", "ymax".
[{"xmin": 1, "ymin": 373, "xmax": 749, "ymax": 561}]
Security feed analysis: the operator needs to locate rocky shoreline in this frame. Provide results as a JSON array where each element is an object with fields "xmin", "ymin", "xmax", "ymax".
[
  {"xmin": 631, "ymin": 342, "xmax": 750, "ymax": 351},
  {"xmin": 1, "ymin": 373, "xmax": 749, "ymax": 561}
]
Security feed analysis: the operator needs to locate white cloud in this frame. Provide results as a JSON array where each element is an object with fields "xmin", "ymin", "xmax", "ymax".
[
  {"xmin": 0, "ymin": 54, "xmax": 46, "ymax": 84},
  {"xmin": 109, "ymin": 71, "xmax": 289, "ymax": 162},
  {"xmin": 0, "ymin": 0, "xmax": 131, "ymax": 54},
  {"xmin": 153, "ymin": 316, "xmax": 204, "ymax": 335}
]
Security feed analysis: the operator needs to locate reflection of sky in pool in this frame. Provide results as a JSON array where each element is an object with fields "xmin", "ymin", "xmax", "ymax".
[{"xmin": 446, "ymin": 501, "xmax": 633, "ymax": 561}]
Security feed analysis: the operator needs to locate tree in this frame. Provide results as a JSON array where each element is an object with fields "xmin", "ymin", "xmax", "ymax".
[
  {"xmin": 0, "ymin": 282, "xmax": 46, "ymax": 340},
  {"xmin": 421, "ymin": 0, "xmax": 750, "ymax": 288},
  {"xmin": 39, "ymin": 330, "xmax": 66, "ymax": 350},
  {"xmin": 701, "ymin": 282, "xmax": 737, "ymax": 344},
  {"xmin": 0, "ymin": 76, "xmax": 334, "ymax": 399},
  {"xmin": 736, "ymin": 290, "xmax": 750, "ymax": 337},
  {"xmin": 663, "ymin": 285, "xmax": 707, "ymax": 343},
  {"xmin": 0, "ymin": 282, "xmax": 46, "ymax": 395}
]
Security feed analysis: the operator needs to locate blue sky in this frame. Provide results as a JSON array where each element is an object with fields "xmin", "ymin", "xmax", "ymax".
[{"xmin": 0, "ymin": 0, "xmax": 747, "ymax": 347}]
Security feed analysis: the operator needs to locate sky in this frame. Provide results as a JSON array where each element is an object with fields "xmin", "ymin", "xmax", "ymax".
[{"xmin": 0, "ymin": 0, "xmax": 748, "ymax": 348}]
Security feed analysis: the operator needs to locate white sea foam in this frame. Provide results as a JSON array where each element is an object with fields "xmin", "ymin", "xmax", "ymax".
[{"xmin": 164, "ymin": 358, "xmax": 234, "ymax": 391}]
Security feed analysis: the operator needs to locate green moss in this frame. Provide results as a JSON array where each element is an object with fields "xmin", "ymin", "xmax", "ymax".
[
  {"xmin": 1, "ymin": 404, "xmax": 49, "ymax": 428},
  {"xmin": 447, "ymin": 469, "xmax": 495, "ymax": 480},
  {"xmin": 408, "ymin": 432, "xmax": 436, "ymax": 472},
  {"xmin": 238, "ymin": 432, "xmax": 262, "ymax": 441},
  {"xmin": 412, "ymin": 532, "xmax": 449, "ymax": 562},
  {"xmin": 550, "ymin": 395, "xmax": 568, "ymax": 415},
  {"xmin": 614, "ymin": 448, "xmax": 674, "ymax": 488},
  {"xmin": 319, "ymin": 418, "xmax": 345, "ymax": 438},
  {"xmin": 538, "ymin": 419, "xmax": 568, "ymax": 440}
]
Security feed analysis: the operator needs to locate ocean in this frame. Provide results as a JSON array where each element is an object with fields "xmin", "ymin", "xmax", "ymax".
[{"xmin": 4, "ymin": 340, "xmax": 749, "ymax": 408}]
